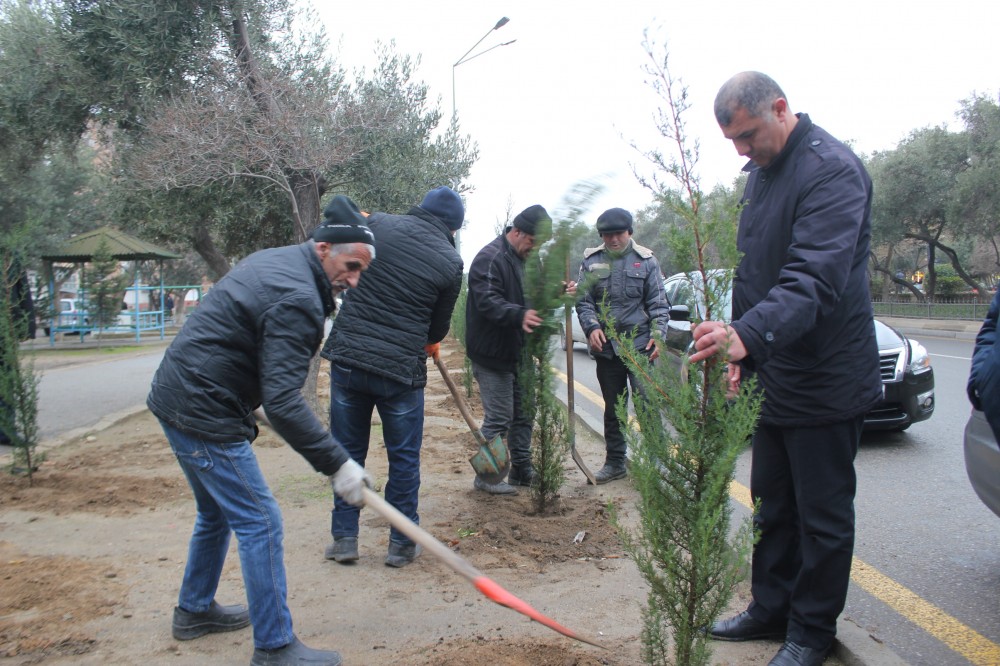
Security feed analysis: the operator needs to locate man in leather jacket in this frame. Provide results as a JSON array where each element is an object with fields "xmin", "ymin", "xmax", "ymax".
[{"xmin": 576, "ymin": 207, "xmax": 669, "ymax": 484}]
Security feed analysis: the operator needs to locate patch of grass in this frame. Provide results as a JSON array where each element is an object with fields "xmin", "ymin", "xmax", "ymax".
[{"xmin": 274, "ymin": 474, "xmax": 330, "ymax": 503}]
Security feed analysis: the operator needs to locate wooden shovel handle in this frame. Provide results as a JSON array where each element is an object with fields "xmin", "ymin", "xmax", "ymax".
[
  {"xmin": 433, "ymin": 355, "xmax": 488, "ymax": 446},
  {"xmin": 362, "ymin": 487, "xmax": 482, "ymax": 582}
]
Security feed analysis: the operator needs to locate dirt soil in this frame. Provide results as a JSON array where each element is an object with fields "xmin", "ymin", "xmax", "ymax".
[{"xmin": 0, "ymin": 340, "xmax": 787, "ymax": 665}]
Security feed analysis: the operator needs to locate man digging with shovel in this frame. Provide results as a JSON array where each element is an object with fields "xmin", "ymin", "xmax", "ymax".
[{"xmin": 466, "ymin": 205, "xmax": 574, "ymax": 495}]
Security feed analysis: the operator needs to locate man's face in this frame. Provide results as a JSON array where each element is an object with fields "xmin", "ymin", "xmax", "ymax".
[
  {"xmin": 510, "ymin": 229, "xmax": 536, "ymax": 259},
  {"xmin": 720, "ymin": 100, "xmax": 790, "ymax": 168},
  {"xmin": 317, "ymin": 243, "xmax": 373, "ymax": 293},
  {"xmin": 600, "ymin": 230, "xmax": 631, "ymax": 252}
]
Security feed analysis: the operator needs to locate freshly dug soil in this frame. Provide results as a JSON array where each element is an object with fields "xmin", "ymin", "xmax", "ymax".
[{"xmin": 0, "ymin": 340, "xmax": 784, "ymax": 665}]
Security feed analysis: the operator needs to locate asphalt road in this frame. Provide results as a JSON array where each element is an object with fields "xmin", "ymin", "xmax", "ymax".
[{"xmin": 552, "ymin": 334, "xmax": 997, "ymax": 666}]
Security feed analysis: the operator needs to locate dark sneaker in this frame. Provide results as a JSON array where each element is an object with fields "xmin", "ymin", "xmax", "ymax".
[
  {"xmin": 385, "ymin": 541, "xmax": 422, "ymax": 568},
  {"xmin": 251, "ymin": 635, "xmax": 342, "ymax": 666},
  {"xmin": 508, "ymin": 464, "xmax": 536, "ymax": 487},
  {"xmin": 473, "ymin": 475, "xmax": 518, "ymax": 495},
  {"xmin": 324, "ymin": 537, "xmax": 359, "ymax": 564},
  {"xmin": 592, "ymin": 463, "xmax": 627, "ymax": 485},
  {"xmin": 171, "ymin": 600, "xmax": 250, "ymax": 641}
]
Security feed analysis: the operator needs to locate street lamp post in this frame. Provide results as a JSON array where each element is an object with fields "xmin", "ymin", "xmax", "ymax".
[
  {"xmin": 451, "ymin": 16, "xmax": 515, "ymax": 120},
  {"xmin": 451, "ymin": 17, "xmax": 515, "ymax": 256}
]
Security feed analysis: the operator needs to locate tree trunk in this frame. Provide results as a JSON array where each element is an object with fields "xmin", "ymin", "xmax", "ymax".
[{"xmin": 191, "ymin": 225, "xmax": 231, "ymax": 279}]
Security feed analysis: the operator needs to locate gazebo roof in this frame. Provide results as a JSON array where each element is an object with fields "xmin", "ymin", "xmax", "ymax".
[{"xmin": 41, "ymin": 226, "xmax": 181, "ymax": 262}]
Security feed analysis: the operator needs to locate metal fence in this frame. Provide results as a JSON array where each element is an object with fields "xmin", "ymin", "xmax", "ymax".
[{"xmin": 871, "ymin": 296, "xmax": 993, "ymax": 321}]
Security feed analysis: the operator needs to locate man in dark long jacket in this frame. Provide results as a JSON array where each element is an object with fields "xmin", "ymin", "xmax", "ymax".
[
  {"xmin": 969, "ymin": 288, "xmax": 1000, "ymax": 441},
  {"xmin": 690, "ymin": 72, "xmax": 881, "ymax": 666},
  {"xmin": 465, "ymin": 205, "xmax": 550, "ymax": 495},
  {"xmin": 147, "ymin": 195, "xmax": 375, "ymax": 666},
  {"xmin": 321, "ymin": 186, "xmax": 465, "ymax": 568}
]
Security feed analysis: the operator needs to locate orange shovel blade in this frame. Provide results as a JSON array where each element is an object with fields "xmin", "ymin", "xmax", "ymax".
[{"xmin": 473, "ymin": 576, "xmax": 606, "ymax": 648}]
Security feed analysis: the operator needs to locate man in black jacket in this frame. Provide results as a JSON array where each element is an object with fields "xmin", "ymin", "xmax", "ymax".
[
  {"xmin": 322, "ymin": 186, "xmax": 465, "ymax": 567},
  {"xmin": 148, "ymin": 195, "xmax": 375, "ymax": 666},
  {"xmin": 465, "ymin": 205, "xmax": 549, "ymax": 495},
  {"xmin": 690, "ymin": 72, "xmax": 881, "ymax": 666}
]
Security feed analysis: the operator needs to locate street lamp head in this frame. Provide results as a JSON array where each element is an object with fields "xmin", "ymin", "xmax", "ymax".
[{"xmin": 494, "ymin": 17, "xmax": 510, "ymax": 30}]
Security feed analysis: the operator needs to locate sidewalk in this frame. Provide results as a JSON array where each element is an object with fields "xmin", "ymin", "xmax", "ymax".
[{"xmin": 880, "ymin": 315, "xmax": 983, "ymax": 341}]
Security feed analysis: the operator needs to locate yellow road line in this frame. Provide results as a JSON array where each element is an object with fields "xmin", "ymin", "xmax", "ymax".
[{"xmin": 555, "ymin": 369, "xmax": 1000, "ymax": 666}]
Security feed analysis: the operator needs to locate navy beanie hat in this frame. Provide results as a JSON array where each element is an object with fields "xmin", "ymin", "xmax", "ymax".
[
  {"xmin": 596, "ymin": 207, "xmax": 634, "ymax": 235},
  {"xmin": 420, "ymin": 186, "xmax": 465, "ymax": 231},
  {"xmin": 511, "ymin": 204, "xmax": 552, "ymax": 236},
  {"xmin": 313, "ymin": 195, "xmax": 375, "ymax": 245}
]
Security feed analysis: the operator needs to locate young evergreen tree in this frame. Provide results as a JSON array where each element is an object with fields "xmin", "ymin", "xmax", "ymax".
[
  {"xmin": 84, "ymin": 238, "xmax": 129, "ymax": 345},
  {"xmin": 519, "ymin": 183, "xmax": 598, "ymax": 512},
  {"xmin": 0, "ymin": 240, "xmax": 41, "ymax": 483},
  {"xmin": 607, "ymin": 33, "xmax": 763, "ymax": 666}
]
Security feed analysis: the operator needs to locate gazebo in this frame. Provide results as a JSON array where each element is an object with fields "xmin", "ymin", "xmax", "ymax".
[{"xmin": 40, "ymin": 226, "xmax": 181, "ymax": 345}]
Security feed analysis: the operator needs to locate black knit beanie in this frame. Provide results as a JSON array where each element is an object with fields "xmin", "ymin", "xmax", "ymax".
[
  {"xmin": 511, "ymin": 204, "xmax": 551, "ymax": 236},
  {"xmin": 313, "ymin": 195, "xmax": 375, "ymax": 245}
]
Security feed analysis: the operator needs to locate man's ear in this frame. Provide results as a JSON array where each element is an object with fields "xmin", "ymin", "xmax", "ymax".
[{"xmin": 773, "ymin": 97, "xmax": 789, "ymax": 120}]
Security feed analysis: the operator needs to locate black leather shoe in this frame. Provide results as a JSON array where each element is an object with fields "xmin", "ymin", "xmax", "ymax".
[
  {"xmin": 251, "ymin": 635, "xmax": 342, "ymax": 666},
  {"xmin": 709, "ymin": 610, "xmax": 786, "ymax": 642},
  {"xmin": 768, "ymin": 641, "xmax": 830, "ymax": 666},
  {"xmin": 172, "ymin": 600, "xmax": 250, "ymax": 640}
]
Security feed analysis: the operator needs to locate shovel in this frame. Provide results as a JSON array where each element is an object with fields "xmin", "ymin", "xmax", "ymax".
[
  {"xmin": 433, "ymin": 354, "xmax": 511, "ymax": 484},
  {"xmin": 565, "ymin": 260, "xmax": 597, "ymax": 485},
  {"xmin": 361, "ymin": 487, "xmax": 605, "ymax": 648}
]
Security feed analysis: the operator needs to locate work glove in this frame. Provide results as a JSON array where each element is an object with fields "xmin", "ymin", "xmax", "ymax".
[
  {"xmin": 330, "ymin": 459, "xmax": 373, "ymax": 507},
  {"xmin": 424, "ymin": 342, "xmax": 441, "ymax": 361}
]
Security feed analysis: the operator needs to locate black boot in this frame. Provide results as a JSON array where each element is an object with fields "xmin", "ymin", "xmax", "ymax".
[
  {"xmin": 508, "ymin": 464, "xmax": 536, "ymax": 487},
  {"xmin": 592, "ymin": 462, "xmax": 627, "ymax": 485}
]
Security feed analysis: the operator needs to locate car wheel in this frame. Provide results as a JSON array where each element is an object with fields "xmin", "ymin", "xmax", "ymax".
[{"xmin": 559, "ymin": 326, "xmax": 568, "ymax": 351}]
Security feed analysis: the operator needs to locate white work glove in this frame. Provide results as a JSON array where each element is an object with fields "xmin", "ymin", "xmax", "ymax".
[{"xmin": 330, "ymin": 459, "xmax": 372, "ymax": 507}]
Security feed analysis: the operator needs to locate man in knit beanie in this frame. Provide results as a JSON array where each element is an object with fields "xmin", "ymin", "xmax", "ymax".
[
  {"xmin": 465, "ymin": 204, "xmax": 551, "ymax": 495},
  {"xmin": 321, "ymin": 187, "xmax": 464, "ymax": 567},
  {"xmin": 148, "ymin": 193, "xmax": 375, "ymax": 665}
]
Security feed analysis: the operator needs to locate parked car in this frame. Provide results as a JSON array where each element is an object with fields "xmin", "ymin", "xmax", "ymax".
[
  {"xmin": 41, "ymin": 298, "xmax": 91, "ymax": 336},
  {"xmin": 964, "ymin": 410, "xmax": 1000, "ymax": 518},
  {"xmin": 658, "ymin": 271, "xmax": 935, "ymax": 432}
]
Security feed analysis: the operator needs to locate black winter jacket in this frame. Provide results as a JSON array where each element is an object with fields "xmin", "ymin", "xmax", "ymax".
[
  {"xmin": 147, "ymin": 241, "xmax": 350, "ymax": 476},
  {"xmin": 731, "ymin": 114, "xmax": 882, "ymax": 426},
  {"xmin": 466, "ymin": 233, "xmax": 528, "ymax": 372},
  {"xmin": 321, "ymin": 207, "xmax": 463, "ymax": 387}
]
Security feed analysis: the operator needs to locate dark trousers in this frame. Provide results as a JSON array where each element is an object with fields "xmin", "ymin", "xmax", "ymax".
[
  {"xmin": 747, "ymin": 415, "xmax": 863, "ymax": 650},
  {"xmin": 328, "ymin": 363, "xmax": 424, "ymax": 547},
  {"xmin": 594, "ymin": 353, "xmax": 645, "ymax": 465}
]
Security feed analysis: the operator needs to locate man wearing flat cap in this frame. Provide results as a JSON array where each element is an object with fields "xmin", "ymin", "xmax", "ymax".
[
  {"xmin": 148, "ymin": 194, "xmax": 375, "ymax": 666},
  {"xmin": 322, "ymin": 186, "xmax": 465, "ymax": 567},
  {"xmin": 465, "ymin": 204, "xmax": 550, "ymax": 494},
  {"xmin": 576, "ymin": 207, "xmax": 670, "ymax": 484}
]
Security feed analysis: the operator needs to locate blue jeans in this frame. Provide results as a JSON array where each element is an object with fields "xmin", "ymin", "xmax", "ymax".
[
  {"xmin": 471, "ymin": 362, "xmax": 532, "ymax": 467},
  {"xmin": 160, "ymin": 420, "xmax": 293, "ymax": 650},
  {"xmin": 329, "ymin": 363, "xmax": 424, "ymax": 546}
]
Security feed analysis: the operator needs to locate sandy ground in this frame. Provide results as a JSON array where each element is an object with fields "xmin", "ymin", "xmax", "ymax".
[{"xmin": 0, "ymin": 340, "xmax": 802, "ymax": 665}]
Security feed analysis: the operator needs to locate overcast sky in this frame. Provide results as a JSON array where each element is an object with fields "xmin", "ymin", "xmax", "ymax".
[{"xmin": 314, "ymin": 0, "xmax": 999, "ymax": 265}]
